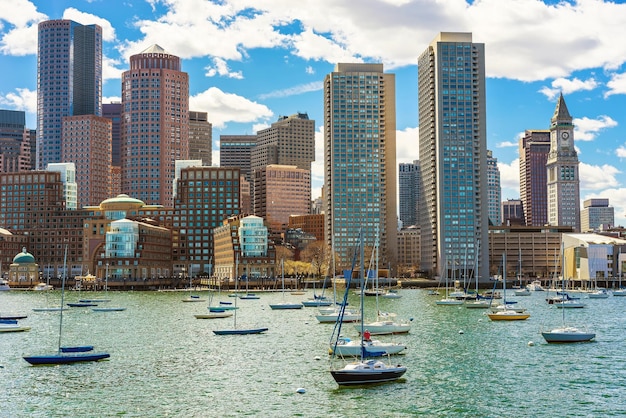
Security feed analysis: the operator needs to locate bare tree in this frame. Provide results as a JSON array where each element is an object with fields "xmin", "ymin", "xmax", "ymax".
[{"xmin": 300, "ymin": 241, "xmax": 331, "ymax": 279}]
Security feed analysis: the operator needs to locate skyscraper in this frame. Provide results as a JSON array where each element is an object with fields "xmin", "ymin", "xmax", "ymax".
[
  {"xmin": 398, "ymin": 160, "xmax": 421, "ymax": 228},
  {"xmin": 253, "ymin": 164, "xmax": 311, "ymax": 235},
  {"xmin": 219, "ymin": 135, "xmax": 257, "ymax": 182},
  {"xmin": 121, "ymin": 45, "xmax": 189, "ymax": 206},
  {"xmin": 417, "ymin": 32, "xmax": 488, "ymax": 280},
  {"xmin": 0, "ymin": 110, "xmax": 31, "ymax": 172},
  {"xmin": 251, "ymin": 113, "xmax": 315, "ymax": 172},
  {"xmin": 581, "ymin": 198, "xmax": 614, "ymax": 232},
  {"xmin": 323, "ymin": 63, "xmax": 397, "ymax": 268},
  {"xmin": 546, "ymin": 94, "xmax": 580, "ymax": 231},
  {"xmin": 61, "ymin": 115, "xmax": 111, "ymax": 207},
  {"xmin": 486, "ymin": 150, "xmax": 501, "ymax": 226},
  {"xmin": 37, "ymin": 20, "xmax": 102, "ymax": 169},
  {"xmin": 189, "ymin": 111, "xmax": 212, "ymax": 166},
  {"xmin": 519, "ymin": 129, "xmax": 550, "ymax": 226}
]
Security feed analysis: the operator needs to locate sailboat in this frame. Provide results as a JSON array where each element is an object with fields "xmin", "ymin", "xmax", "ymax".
[
  {"xmin": 0, "ymin": 319, "xmax": 30, "ymax": 333},
  {"xmin": 542, "ymin": 246, "xmax": 595, "ymax": 343},
  {"xmin": 435, "ymin": 256, "xmax": 463, "ymax": 306},
  {"xmin": 23, "ymin": 244, "xmax": 110, "ymax": 365},
  {"xmin": 213, "ymin": 254, "xmax": 268, "ymax": 335},
  {"xmin": 182, "ymin": 264, "xmax": 205, "ymax": 302},
  {"xmin": 238, "ymin": 272, "xmax": 260, "ymax": 300},
  {"xmin": 269, "ymin": 259, "xmax": 303, "ymax": 310},
  {"xmin": 329, "ymin": 229, "xmax": 407, "ymax": 386},
  {"xmin": 356, "ymin": 239, "xmax": 411, "ymax": 335},
  {"xmin": 487, "ymin": 253, "xmax": 530, "ymax": 321},
  {"xmin": 92, "ymin": 264, "xmax": 126, "ymax": 312},
  {"xmin": 465, "ymin": 242, "xmax": 491, "ymax": 309},
  {"xmin": 33, "ymin": 258, "xmax": 68, "ymax": 312},
  {"xmin": 301, "ymin": 278, "xmax": 333, "ymax": 307},
  {"xmin": 514, "ymin": 249, "xmax": 531, "ymax": 296},
  {"xmin": 195, "ymin": 288, "xmax": 233, "ymax": 319}
]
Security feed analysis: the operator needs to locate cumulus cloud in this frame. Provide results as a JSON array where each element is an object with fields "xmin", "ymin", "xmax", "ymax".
[
  {"xmin": 396, "ymin": 127, "xmax": 419, "ymax": 164},
  {"xmin": 605, "ymin": 72, "xmax": 626, "ymax": 98},
  {"xmin": 574, "ymin": 115, "xmax": 618, "ymax": 141},
  {"xmin": 205, "ymin": 57, "xmax": 243, "ymax": 79},
  {"xmin": 189, "ymin": 86, "xmax": 273, "ymax": 129},
  {"xmin": 498, "ymin": 158, "xmax": 520, "ymax": 198},
  {"xmin": 580, "ymin": 162, "xmax": 620, "ymax": 190},
  {"xmin": 496, "ymin": 141, "xmax": 518, "ymax": 148},
  {"xmin": 539, "ymin": 77, "xmax": 599, "ymax": 100},
  {"xmin": 0, "ymin": 87, "xmax": 36, "ymax": 113}
]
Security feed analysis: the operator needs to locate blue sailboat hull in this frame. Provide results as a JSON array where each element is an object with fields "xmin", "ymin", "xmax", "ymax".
[
  {"xmin": 213, "ymin": 327, "xmax": 268, "ymax": 335},
  {"xmin": 23, "ymin": 352, "xmax": 110, "ymax": 365}
]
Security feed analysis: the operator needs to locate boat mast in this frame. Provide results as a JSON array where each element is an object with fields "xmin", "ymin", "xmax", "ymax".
[{"xmin": 57, "ymin": 243, "xmax": 68, "ymax": 352}]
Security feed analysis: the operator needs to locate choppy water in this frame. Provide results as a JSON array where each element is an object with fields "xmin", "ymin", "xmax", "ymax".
[{"xmin": 1, "ymin": 288, "xmax": 626, "ymax": 417}]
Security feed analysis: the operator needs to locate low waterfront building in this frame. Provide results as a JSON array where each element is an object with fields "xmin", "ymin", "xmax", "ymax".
[
  {"xmin": 8, "ymin": 247, "xmax": 39, "ymax": 285},
  {"xmin": 562, "ymin": 233, "xmax": 626, "ymax": 287},
  {"xmin": 213, "ymin": 215, "xmax": 276, "ymax": 282}
]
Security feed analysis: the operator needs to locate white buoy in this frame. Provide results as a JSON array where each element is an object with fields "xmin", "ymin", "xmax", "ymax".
[
  {"xmin": 314, "ymin": 356, "xmax": 321, "ymax": 361},
  {"xmin": 528, "ymin": 341, "xmax": 535, "ymax": 346},
  {"xmin": 296, "ymin": 388, "xmax": 306, "ymax": 394},
  {"xmin": 458, "ymin": 330, "xmax": 464, "ymax": 334}
]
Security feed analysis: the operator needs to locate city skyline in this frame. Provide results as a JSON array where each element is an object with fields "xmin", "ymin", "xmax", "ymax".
[{"xmin": 2, "ymin": 1, "xmax": 626, "ymax": 224}]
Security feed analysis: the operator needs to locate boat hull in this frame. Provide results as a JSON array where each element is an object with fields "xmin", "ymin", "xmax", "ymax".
[
  {"xmin": 194, "ymin": 312, "xmax": 233, "ymax": 319},
  {"xmin": 213, "ymin": 327, "xmax": 268, "ymax": 335},
  {"xmin": 542, "ymin": 329, "xmax": 596, "ymax": 343},
  {"xmin": 23, "ymin": 352, "xmax": 110, "ymax": 365},
  {"xmin": 0, "ymin": 325, "xmax": 30, "ymax": 333},
  {"xmin": 92, "ymin": 307, "xmax": 126, "ymax": 312},
  {"xmin": 302, "ymin": 300, "xmax": 333, "ymax": 307},
  {"xmin": 331, "ymin": 363, "xmax": 407, "ymax": 385},
  {"xmin": 487, "ymin": 312, "xmax": 530, "ymax": 321},
  {"xmin": 269, "ymin": 303, "xmax": 303, "ymax": 310}
]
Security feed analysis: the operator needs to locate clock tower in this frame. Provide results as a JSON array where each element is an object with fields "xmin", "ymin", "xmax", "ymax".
[{"xmin": 546, "ymin": 93, "xmax": 580, "ymax": 231}]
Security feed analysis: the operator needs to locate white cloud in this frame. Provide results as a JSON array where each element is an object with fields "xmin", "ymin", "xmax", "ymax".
[
  {"xmin": 258, "ymin": 81, "xmax": 322, "ymax": 100},
  {"xmin": 574, "ymin": 115, "xmax": 618, "ymax": 141},
  {"xmin": 103, "ymin": 96, "xmax": 121, "ymax": 104},
  {"xmin": 189, "ymin": 86, "xmax": 273, "ymax": 129},
  {"xmin": 0, "ymin": 23, "xmax": 38, "ymax": 56},
  {"xmin": 396, "ymin": 127, "xmax": 419, "ymax": 164},
  {"xmin": 498, "ymin": 158, "xmax": 520, "ymax": 198},
  {"xmin": 305, "ymin": 66, "xmax": 315, "ymax": 75},
  {"xmin": 205, "ymin": 57, "xmax": 243, "ymax": 79},
  {"xmin": 496, "ymin": 141, "xmax": 518, "ymax": 148},
  {"xmin": 605, "ymin": 72, "xmax": 626, "ymax": 98},
  {"xmin": 580, "ymin": 162, "xmax": 620, "ymax": 190},
  {"xmin": 0, "ymin": 87, "xmax": 36, "ymax": 113},
  {"xmin": 539, "ymin": 77, "xmax": 599, "ymax": 100},
  {"xmin": 616, "ymin": 145, "xmax": 626, "ymax": 159}
]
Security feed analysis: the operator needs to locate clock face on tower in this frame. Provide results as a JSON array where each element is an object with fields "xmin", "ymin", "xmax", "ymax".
[{"xmin": 561, "ymin": 131, "xmax": 570, "ymax": 140}]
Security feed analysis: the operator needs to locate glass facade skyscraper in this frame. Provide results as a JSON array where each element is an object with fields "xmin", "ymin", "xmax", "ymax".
[
  {"xmin": 417, "ymin": 32, "xmax": 489, "ymax": 280},
  {"xmin": 323, "ymin": 63, "xmax": 397, "ymax": 269},
  {"xmin": 37, "ymin": 20, "xmax": 102, "ymax": 169}
]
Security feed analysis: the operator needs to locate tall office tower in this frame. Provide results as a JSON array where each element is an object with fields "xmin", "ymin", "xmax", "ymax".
[
  {"xmin": 519, "ymin": 129, "xmax": 550, "ymax": 226},
  {"xmin": 103, "ymin": 103, "xmax": 122, "ymax": 167},
  {"xmin": 486, "ymin": 150, "xmax": 501, "ymax": 226},
  {"xmin": 174, "ymin": 166, "xmax": 241, "ymax": 274},
  {"xmin": 61, "ymin": 115, "xmax": 111, "ymax": 207},
  {"xmin": 253, "ymin": 165, "xmax": 311, "ymax": 235},
  {"xmin": 323, "ymin": 63, "xmax": 397, "ymax": 268},
  {"xmin": 581, "ymin": 198, "xmax": 614, "ymax": 232},
  {"xmin": 251, "ymin": 113, "xmax": 315, "ymax": 171},
  {"xmin": 417, "ymin": 32, "xmax": 488, "ymax": 280},
  {"xmin": 502, "ymin": 199, "xmax": 525, "ymax": 226},
  {"xmin": 399, "ymin": 160, "xmax": 421, "ymax": 228},
  {"xmin": 546, "ymin": 94, "xmax": 580, "ymax": 231},
  {"xmin": 219, "ymin": 135, "xmax": 257, "ymax": 182},
  {"xmin": 37, "ymin": 20, "xmax": 102, "ymax": 169},
  {"xmin": 121, "ymin": 45, "xmax": 189, "ymax": 206},
  {"xmin": 240, "ymin": 175, "xmax": 252, "ymax": 215},
  {"xmin": 0, "ymin": 110, "xmax": 31, "ymax": 172},
  {"xmin": 189, "ymin": 111, "xmax": 212, "ymax": 166}
]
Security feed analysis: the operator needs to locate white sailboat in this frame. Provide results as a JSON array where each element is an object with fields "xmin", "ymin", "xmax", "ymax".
[
  {"xmin": 269, "ymin": 259, "xmax": 303, "ymax": 310},
  {"xmin": 213, "ymin": 254, "xmax": 268, "ymax": 335},
  {"xmin": 357, "ymin": 239, "xmax": 411, "ymax": 335},
  {"xmin": 487, "ymin": 254, "xmax": 530, "ymax": 321},
  {"xmin": 436, "ymin": 255, "xmax": 463, "ymax": 306},
  {"xmin": 92, "ymin": 264, "xmax": 126, "ymax": 312},
  {"xmin": 542, "ymin": 247, "xmax": 595, "ymax": 343},
  {"xmin": 182, "ymin": 264, "xmax": 205, "ymax": 302}
]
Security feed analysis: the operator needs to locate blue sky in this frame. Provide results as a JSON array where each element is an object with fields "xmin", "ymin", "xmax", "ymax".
[{"xmin": 2, "ymin": 0, "xmax": 626, "ymax": 225}]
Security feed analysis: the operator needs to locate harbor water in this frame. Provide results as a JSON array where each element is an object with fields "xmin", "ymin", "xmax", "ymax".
[{"xmin": 2, "ymin": 288, "xmax": 626, "ymax": 417}]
